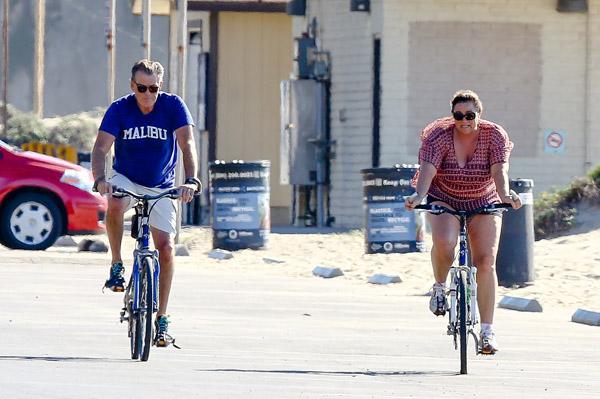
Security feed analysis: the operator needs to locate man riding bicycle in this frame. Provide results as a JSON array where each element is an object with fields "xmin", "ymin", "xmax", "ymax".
[
  {"xmin": 405, "ymin": 90, "xmax": 522, "ymax": 355},
  {"xmin": 91, "ymin": 59, "xmax": 200, "ymax": 347}
]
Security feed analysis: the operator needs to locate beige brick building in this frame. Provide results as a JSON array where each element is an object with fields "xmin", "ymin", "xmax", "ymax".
[{"xmin": 292, "ymin": 0, "xmax": 600, "ymax": 227}]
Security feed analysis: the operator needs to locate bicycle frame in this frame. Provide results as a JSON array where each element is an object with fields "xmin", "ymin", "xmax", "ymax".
[{"xmin": 130, "ymin": 201, "xmax": 160, "ymax": 315}]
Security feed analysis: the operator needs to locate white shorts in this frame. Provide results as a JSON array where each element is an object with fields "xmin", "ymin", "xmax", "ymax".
[{"xmin": 109, "ymin": 173, "xmax": 177, "ymax": 235}]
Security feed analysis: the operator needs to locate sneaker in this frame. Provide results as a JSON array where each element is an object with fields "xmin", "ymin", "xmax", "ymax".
[
  {"xmin": 480, "ymin": 331, "xmax": 499, "ymax": 355},
  {"xmin": 155, "ymin": 315, "xmax": 175, "ymax": 348},
  {"xmin": 104, "ymin": 262, "xmax": 125, "ymax": 292},
  {"xmin": 429, "ymin": 283, "xmax": 448, "ymax": 316}
]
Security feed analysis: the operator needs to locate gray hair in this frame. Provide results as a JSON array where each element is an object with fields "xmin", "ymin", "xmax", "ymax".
[{"xmin": 131, "ymin": 59, "xmax": 164, "ymax": 81}]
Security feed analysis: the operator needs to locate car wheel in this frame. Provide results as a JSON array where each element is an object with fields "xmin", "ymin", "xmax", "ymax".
[{"xmin": 0, "ymin": 192, "xmax": 63, "ymax": 250}]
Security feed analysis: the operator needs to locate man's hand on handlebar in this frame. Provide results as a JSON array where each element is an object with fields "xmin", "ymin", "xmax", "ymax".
[{"xmin": 177, "ymin": 183, "xmax": 197, "ymax": 203}]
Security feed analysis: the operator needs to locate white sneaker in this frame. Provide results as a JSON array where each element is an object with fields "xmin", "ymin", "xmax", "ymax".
[
  {"xmin": 429, "ymin": 283, "xmax": 448, "ymax": 316},
  {"xmin": 480, "ymin": 331, "xmax": 499, "ymax": 355}
]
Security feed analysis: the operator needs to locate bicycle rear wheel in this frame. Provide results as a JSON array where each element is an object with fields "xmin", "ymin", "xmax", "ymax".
[
  {"xmin": 458, "ymin": 270, "xmax": 468, "ymax": 374},
  {"xmin": 139, "ymin": 257, "xmax": 155, "ymax": 361}
]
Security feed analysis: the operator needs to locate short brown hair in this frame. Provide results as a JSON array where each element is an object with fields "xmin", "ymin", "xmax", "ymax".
[
  {"xmin": 131, "ymin": 59, "xmax": 164, "ymax": 81},
  {"xmin": 451, "ymin": 89, "xmax": 483, "ymax": 113}
]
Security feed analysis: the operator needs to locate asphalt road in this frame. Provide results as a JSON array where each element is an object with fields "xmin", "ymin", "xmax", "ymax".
[{"xmin": 0, "ymin": 248, "xmax": 598, "ymax": 398}]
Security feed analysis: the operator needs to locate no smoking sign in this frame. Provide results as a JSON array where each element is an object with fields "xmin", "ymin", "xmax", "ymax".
[{"xmin": 544, "ymin": 130, "xmax": 566, "ymax": 154}]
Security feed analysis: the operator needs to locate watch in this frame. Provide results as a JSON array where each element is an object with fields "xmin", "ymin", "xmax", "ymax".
[{"xmin": 184, "ymin": 176, "xmax": 202, "ymax": 192}]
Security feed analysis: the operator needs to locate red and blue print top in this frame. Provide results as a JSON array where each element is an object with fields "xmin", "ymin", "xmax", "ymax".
[{"xmin": 416, "ymin": 117, "xmax": 513, "ymax": 211}]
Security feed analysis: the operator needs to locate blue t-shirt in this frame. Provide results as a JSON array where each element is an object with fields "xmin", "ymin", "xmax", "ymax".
[{"xmin": 99, "ymin": 92, "xmax": 194, "ymax": 188}]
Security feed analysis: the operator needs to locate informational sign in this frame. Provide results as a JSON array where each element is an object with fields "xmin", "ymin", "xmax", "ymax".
[{"xmin": 544, "ymin": 130, "xmax": 566, "ymax": 154}]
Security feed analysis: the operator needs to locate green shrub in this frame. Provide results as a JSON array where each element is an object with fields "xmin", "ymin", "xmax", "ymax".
[
  {"xmin": 2, "ymin": 104, "xmax": 48, "ymax": 145},
  {"xmin": 46, "ymin": 108, "xmax": 104, "ymax": 152},
  {"xmin": 533, "ymin": 169, "xmax": 600, "ymax": 240}
]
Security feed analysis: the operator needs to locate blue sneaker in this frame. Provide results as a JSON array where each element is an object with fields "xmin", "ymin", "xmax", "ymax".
[
  {"xmin": 104, "ymin": 262, "xmax": 125, "ymax": 292},
  {"xmin": 155, "ymin": 315, "xmax": 179, "ymax": 348}
]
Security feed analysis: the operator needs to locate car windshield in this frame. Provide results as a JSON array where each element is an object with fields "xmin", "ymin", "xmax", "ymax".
[{"xmin": 0, "ymin": 139, "xmax": 19, "ymax": 151}]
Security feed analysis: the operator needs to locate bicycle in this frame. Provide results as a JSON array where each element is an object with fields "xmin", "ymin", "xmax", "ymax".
[
  {"xmin": 415, "ymin": 202, "xmax": 511, "ymax": 374},
  {"xmin": 112, "ymin": 186, "xmax": 181, "ymax": 362}
]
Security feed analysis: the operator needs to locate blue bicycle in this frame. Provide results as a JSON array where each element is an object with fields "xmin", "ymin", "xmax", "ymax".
[
  {"xmin": 113, "ymin": 186, "xmax": 180, "ymax": 361},
  {"xmin": 415, "ymin": 202, "xmax": 511, "ymax": 374}
]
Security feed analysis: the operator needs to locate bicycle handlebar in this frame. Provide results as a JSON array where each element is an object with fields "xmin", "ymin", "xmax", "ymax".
[
  {"xmin": 414, "ymin": 203, "xmax": 512, "ymax": 216},
  {"xmin": 112, "ymin": 186, "xmax": 181, "ymax": 201}
]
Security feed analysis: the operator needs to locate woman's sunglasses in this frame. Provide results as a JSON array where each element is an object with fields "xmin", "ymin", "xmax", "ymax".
[
  {"xmin": 135, "ymin": 82, "xmax": 159, "ymax": 93},
  {"xmin": 453, "ymin": 111, "xmax": 477, "ymax": 121}
]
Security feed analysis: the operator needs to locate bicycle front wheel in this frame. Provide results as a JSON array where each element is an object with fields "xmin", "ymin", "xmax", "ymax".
[
  {"xmin": 139, "ymin": 256, "xmax": 155, "ymax": 361},
  {"xmin": 458, "ymin": 270, "xmax": 468, "ymax": 374}
]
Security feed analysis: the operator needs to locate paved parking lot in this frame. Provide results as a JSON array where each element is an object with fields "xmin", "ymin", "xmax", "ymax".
[{"xmin": 1, "ymin": 249, "xmax": 599, "ymax": 398}]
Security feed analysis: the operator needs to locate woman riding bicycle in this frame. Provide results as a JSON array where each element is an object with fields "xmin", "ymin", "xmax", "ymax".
[{"xmin": 405, "ymin": 90, "xmax": 522, "ymax": 355}]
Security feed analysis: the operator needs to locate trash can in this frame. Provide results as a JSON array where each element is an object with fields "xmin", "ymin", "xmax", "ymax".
[
  {"xmin": 361, "ymin": 164, "xmax": 425, "ymax": 254},
  {"xmin": 210, "ymin": 160, "xmax": 270, "ymax": 250},
  {"xmin": 496, "ymin": 178, "xmax": 535, "ymax": 287}
]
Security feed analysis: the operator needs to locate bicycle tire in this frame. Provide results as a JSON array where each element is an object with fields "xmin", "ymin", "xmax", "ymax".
[
  {"xmin": 458, "ymin": 270, "xmax": 468, "ymax": 374},
  {"xmin": 130, "ymin": 297, "xmax": 140, "ymax": 360},
  {"xmin": 139, "ymin": 257, "xmax": 155, "ymax": 361}
]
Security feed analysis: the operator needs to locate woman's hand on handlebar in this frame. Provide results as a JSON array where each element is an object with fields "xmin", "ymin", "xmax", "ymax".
[
  {"xmin": 502, "ymin": 189, "xmax": 522, "ymax": 210},
  {"xmin": 404, "ymin": 192, "xmax": 425, "ymax": 211}
]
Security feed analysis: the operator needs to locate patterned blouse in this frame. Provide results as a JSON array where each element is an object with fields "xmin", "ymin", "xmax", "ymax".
[{"xmin": 415, "ymin": 117, "xmax": 514, "ymax": 211}]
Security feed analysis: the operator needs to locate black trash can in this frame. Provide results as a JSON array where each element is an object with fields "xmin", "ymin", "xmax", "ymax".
[
  {"xmin": 496, "ymin": 178, "xmax": 535, "ymax": 287},
  {"xmin": 361, "ymin": 164, "xmax": 425, "ymax": 254},
  {"xmin": 210, "ymin": 160, "xmax": 270, "ymax": 250}
]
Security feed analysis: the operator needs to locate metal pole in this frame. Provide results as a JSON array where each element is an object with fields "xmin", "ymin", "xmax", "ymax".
[
  {"xmin": 315, "ymin": 82, "xmax": 326, "ymax": 228},
  {"xmin": 174, "ymin": 0, "xmax": 188, "ymax": 243},
  {"xmin": 2, "ymin": 0, "xmax": 8, "ymax": 139},
  {"xmin": 142, "ymin": 0, "xmax": 151, "ymax": 59},
  {"xmin": 33, "ymin": 0, "xmax": 45, "ymax": 118}
]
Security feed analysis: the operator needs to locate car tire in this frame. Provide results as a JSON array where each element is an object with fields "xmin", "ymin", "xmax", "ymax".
[{"xmin": 0, "ymin": 192, "xmax": 63, "ymax": 250}]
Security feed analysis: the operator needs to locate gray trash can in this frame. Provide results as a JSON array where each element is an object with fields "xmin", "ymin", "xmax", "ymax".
[
  {"xmin": 361, "ymin": 164, "xmax": 425, "ymax": 254},
  {"xmin": 210, "ymin": 160, "xmax": 270, "ymax": 250},
  {"xmin": 496, "ymin": 178, "xmax": 535, "ymax": 287}
]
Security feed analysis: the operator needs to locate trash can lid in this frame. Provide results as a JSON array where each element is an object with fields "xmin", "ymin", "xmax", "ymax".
[
  {"xmin": 361, "ymin": 164, "xmax": 419, "ymax": 174},
  {"xmin": 511, "ymin": 178, "xmax": 534, "ymax": 188}
]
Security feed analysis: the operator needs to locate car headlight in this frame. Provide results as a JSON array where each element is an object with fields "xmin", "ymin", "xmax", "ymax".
[{"xmin": 60, "ymin": 169, "xmax": 94, "ymax": 192}]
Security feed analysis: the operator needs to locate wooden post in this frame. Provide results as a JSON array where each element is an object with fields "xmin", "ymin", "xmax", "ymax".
[
  {"xmin": 33, "ymin": 0, "xmax": 45, "ymax": 118},
  {"xmin": 105, "ymin": 0, "xmax": 116, "ymax": 179},
  {"xmin": 2, "ymin": 0, "xmax": 8, "ymax": 139},
  {"xmin": 142, "ymin": 0, "xmax": 151, "ymax": 59}
]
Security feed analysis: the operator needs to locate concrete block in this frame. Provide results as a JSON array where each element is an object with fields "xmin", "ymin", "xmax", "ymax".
[
  {"xmin": 262, "ymin": 257, "xmax": 285, "ymax": 264},
  {"xmin": 571, "ymin": 309, "xmax": 600, "ymax": 327},
  {"xmin": 208, "ymin": 249, "xmax": 233, "ymax": 260},
  {"xmin": 312, "ymin": 266, "xmax": 344, "ymax": 279},
  {"xmin": 498, "ymin": 296, "xmax": 543, "ymax": 312},
  {"xmin": 175, "ymin": 244, "xmax": 190, "ymax": 256},
  {"xmin": 53, "ymin": 236, "xmax": 77, "ymax": 247},
  {"xmin": 368, "ymin": 274, "xmax": 402, "ymax": 285}
]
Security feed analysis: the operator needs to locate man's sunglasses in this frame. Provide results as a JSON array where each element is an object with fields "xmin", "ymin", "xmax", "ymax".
[
  {"xmin": 134, "ymin": 82, "xmax": 159, "ymax": 93},
  {"xmin": 453, "ymin": 111, "xmax": 477, "ymax": 121}
]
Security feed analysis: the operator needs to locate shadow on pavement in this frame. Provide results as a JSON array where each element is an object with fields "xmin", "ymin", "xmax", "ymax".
[
  {"xmin": 0, "ymin": 355, "xmax": 129, "ymax": 363},
  {"xmin": 197, "ymin": 368, "xmax": 457, "ymax": 377}
]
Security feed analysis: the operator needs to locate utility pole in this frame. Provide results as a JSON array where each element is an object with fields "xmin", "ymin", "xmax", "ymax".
[
  {"xmin": 142, "ymin": 0, "xmax": 151, "ymax": 59},
  {"xmin": 2, "ymin": 0, "xmax": 8, "ymax": 139},
  {"xmin": 33, "ymin": 0, "xmax": 45, "ymax": 118}
]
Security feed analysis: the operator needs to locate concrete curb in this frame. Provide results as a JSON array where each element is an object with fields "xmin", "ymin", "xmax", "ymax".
[
  {"xmin": 498, "ymin": 296, "xmax": 543, "ymax": 312},
  {"xmin": 368, "ymin": 274, "xmax": 402, "ymax": 285},
  {"xmin": 571, "ymin": 309, "xmax": 600, "ymax": 326},
  {"xmin": 312, "ymin": 266, "xmax": 344, "ymax": 278},
  {"xmin": 175, "ymin": 244, "xmax": 190, "ymax": 256}
]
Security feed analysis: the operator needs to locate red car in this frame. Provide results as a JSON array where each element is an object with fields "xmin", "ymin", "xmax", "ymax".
[{"xmin": 0, "ymin": 139, "xmax": 107, "ymax": 250}]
